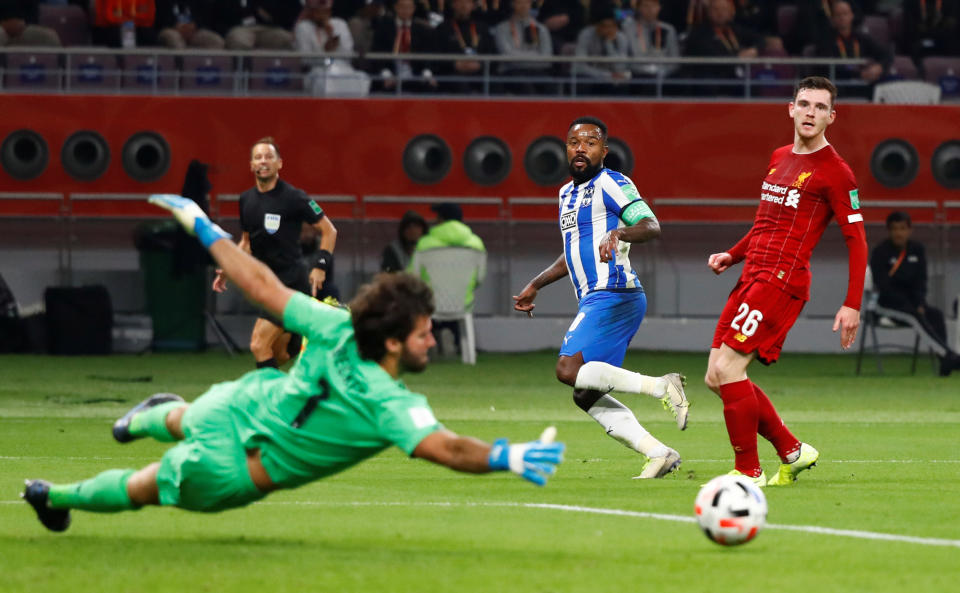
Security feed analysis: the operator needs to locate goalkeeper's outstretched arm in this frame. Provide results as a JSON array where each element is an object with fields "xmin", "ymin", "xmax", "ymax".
[
  {"xmin": 149, "ymin": 194, "xmax": 294, "ymax": 319},
  {"xmin": 209, "ymin": 239, "xmax": 294, "ymax": 320},
  {"xmin": 413, "ymin": 429, "xmax": 494, "ymax": 473},
  {"xmin": 413, "ymin": 427, "xmax": 564, "ymax": 486}
]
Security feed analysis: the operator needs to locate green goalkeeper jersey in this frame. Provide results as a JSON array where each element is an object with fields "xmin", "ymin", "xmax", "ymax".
[{"xmin": 230, "ymin": 292, "xmax": 442, "ymax": 489}]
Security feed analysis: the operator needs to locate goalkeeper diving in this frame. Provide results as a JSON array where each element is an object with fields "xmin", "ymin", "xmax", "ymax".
[{"xmin": 22, "ymin": 194, "xmax": 564, "ymax": 533}]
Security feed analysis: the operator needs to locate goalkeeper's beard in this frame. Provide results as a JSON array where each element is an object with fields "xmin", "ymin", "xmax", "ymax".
[
  {"xmin": 399, "ymin": 349, "xmax": 428, "ymax": 374},
  {"xmin": 569, "ymin": 159, "xmax": 603, "ymax": 185}
]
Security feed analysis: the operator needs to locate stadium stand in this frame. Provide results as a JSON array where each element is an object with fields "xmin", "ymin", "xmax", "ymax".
[
  {"xmin": 2, "ymin": 52, "xmax": 60, "ymax": 91},
  {"xmin": 248, "ymin": 56, "xmax": 303, "ymax": 93},
  {"xmin": 873, "ymin": 80, "xmax": 941, "ymax": 104},
  {"xmin": 923, "ymin": 56, "xmax": 960, "ymax": 98},
  {"xmin": 68, "ymin": 52, "xmax": 120, "ymax": 91},
  {"xmin": 120, "ymin": 53, "xmax": 177, "ymax": 91},
  {"xmin": 38, "ymin": 4, "xmax": 91, "ymax": 47},
  {"xmin": 180, "ymin": 54, "xmax": 236, "ymax": 93}
]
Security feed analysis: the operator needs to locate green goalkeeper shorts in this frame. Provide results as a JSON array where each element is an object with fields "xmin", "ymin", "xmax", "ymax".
[{"xmin": 156, "ymin": 378, "xmax": 269, "ymax": 512}]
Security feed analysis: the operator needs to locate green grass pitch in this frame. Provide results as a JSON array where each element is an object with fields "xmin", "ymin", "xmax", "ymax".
[{"xmin": 1, "ymin": 351, "xmax": 958, "ymax": 593}]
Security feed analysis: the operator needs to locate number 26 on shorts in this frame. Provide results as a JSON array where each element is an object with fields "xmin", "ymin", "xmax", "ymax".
[{"xmin": 731, "ymin": 303, "xmax": 763, "ymax": 337}]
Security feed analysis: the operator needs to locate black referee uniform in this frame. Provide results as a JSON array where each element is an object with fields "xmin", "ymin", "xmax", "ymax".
[{"xmin": 239, "ymin": 179, "xmax": 338, "ymax": 321}]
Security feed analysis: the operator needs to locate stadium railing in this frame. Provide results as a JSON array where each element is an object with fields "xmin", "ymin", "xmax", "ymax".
[
  {"xmin": 0, "ymin": 46, "xmax": 882, "ymax": 101},
  {"xmin": 1, "ymin": 192, "xmax": 957, "ymax": 321}
]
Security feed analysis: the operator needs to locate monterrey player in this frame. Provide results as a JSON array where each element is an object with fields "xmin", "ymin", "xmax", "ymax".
[{"xmin": 514, "ymin": 116, "xmax": 689, "ymax": 479}]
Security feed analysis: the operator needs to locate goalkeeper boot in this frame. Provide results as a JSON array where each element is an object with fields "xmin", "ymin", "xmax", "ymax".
[
  {"xmin": 660, "ymin": 373, "xmax": 690, "ymax": 430},
  {"xmin": 22, "ymin": 479, "xmax": 70, "ymax": 533},
  {"xmin": 634, "ymin": 447, "xmax": 681, "ymax": 479},
  {"xmin": 112, "ymin": 393, "xmax": 184, "ymax": 443},
  {"xmin": 767, "ymin": 443, "xmax": 820, "ymax": 486}
]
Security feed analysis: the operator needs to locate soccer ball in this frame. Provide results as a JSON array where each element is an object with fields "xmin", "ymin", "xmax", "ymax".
[{"xmin": 694, "ymin": 474, "xmax": 767, "ymax": 546}]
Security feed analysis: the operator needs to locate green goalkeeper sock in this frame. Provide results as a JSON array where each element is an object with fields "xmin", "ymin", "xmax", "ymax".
[
  {"xmin": 47, "ymin": 469, "xmax": 138, "ymax": 512},
  {"xmin": 128, "ymin": 400, "xmax": 184, "ymax": 442}
]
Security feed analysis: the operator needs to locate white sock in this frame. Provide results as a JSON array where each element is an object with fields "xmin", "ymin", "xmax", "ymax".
[
  {"xmin": 575, "ymin": 361, "xmax": 667, "ymax": 398},
  {"xmin": 586, "ymin": 394, "xmax": 666, "ymax": 456}
]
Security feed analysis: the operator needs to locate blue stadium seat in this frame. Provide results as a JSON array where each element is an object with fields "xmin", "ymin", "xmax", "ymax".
[
  {"xmin": 923, "ymin": 56, "xmax": 960, "ymax": 98},
  {"xmin": 68, "ymin": 53, "xmax": 120, "ymax": 91},
  {"xmin": 2, "ymin": 53, "xmax": 61, "ymax": 91},
  {"xmin": 181, "ymin": 55, "xmax": 236, "ymax": 93},
  {"xmin": 248, "ymin": 57, "xmax": 303, "ymax": 93},
  {"xmin": 121, "ymin": 54, "xmax": 177, "ymax": 91},
  {"xmin": 888, "ymin": 55, "xmax": 919, "ymax": 81}
]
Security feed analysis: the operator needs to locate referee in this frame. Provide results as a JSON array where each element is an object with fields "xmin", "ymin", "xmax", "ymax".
[{"xmin": 213, "ymin": 137, "xmax": 338, "ymax": 368}]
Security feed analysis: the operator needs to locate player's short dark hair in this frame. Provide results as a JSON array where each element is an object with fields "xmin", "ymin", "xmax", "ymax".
[
  {"xmin": 794, "ymin": 76, "xmax": 837, "ymax": 107},
  {"xmin": 350, "ymin": 273, "xmax": 435, "ymax": 361},
  {"xmin": 251, "ymin": 136, "xmax": 280, "ymax": 158},
  {"xmin": 886, "ymin": 210, "xmax": 912, "ymax": 228},
  {"xmin": 568, "ymin": 116, "xmax": 608, "ymax": 143}
]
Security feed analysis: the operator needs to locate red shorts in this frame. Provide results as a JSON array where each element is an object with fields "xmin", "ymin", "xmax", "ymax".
[{"xmin": 711, "ymin": 279, "xmax": 806, "ymax": 365}]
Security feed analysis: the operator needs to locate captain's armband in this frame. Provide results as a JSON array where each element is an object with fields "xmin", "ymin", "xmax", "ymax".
[{"xmin": 621, "ymin": 200, "xmax": 654, "ymax": 225}]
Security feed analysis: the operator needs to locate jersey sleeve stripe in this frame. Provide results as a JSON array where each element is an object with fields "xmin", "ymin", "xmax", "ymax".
[{"xmin": 847, "ymin": 213, "xmax": 863, "ymax": 223}]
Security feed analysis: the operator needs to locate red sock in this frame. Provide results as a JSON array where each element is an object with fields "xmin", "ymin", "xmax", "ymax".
[
  {"xmin": 719, "ymin": 379, "xmax": 761, "ymax": 477},
  {"xmin": 751, "ymin": 381, "xmax": 800, "ymax": 462}
]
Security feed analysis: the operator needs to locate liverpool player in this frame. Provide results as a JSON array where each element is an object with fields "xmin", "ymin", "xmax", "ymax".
[{"xmin": 704, "ymin": 76, "xmax": 868, "ymax": 487}]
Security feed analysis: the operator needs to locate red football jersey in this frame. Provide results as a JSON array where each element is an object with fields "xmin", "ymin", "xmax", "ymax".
[{"xmin": 732, "ymin": 143, "xmax": 864, "ymax": 302}]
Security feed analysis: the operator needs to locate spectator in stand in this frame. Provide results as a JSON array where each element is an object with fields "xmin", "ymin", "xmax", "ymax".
[
  {"xmin": 731, "ymin": 0, "xmax": 778, "ymax": 38},
  {"xmin": 492, "ymin": 0, "xmax": 555, "ymax": 94},
  {"xmin": 814, "ymin": 0, "xmax": 891, "ymax": 96},
  {"xmin": 659, "ymin": 0, "xmax": 707, "ymax": 38},
  {"xmin": 219, "ymin": 0, "xmax": 301, "ymax": 50},
  {"xmin": 156, "ymin": 1, "xmax": 225, "ymax": 49},
  {"xmin": 536, "ymin": 0, "xmax": 587, "ymax": 54},
  {"xmin": 381, "ymin": 210, "xmax": 429, "ymax": 272},
  {"xmin": 870, "ymin": 211, "xmax": 960, "ymax": 377},
  {"xmin": 370, "ymin": 0, "xmax": 438, "ymax": 92},
  {"xmin": 622, "ymin": 0, "xmax": 679, "ymax": 81},
  {"xmin": 334, "ymin": 0, "xmax": 367, "ymax": 21},
  {"xmin": 903, "ymin": 0, "xmax": 960, "ymax": 62},
  {"xmin": 411, "ymin": 0, "xmax": 446, "ymax": 26},
  {"xmin": 573, "ymin": 3, "xmax": 634, "ymax": 95},
  {"xmin": 786, "ymin": 0, "xmax": 864, "ymax": 55},
  {"xmin": 0, "ymin": 0, "xmax": 62, "ymax": 46},
  {"xmin": 349, "ymin": 0, "xmax": 386, "ymax": 72},
  {"xmin": 296, "ymin": 0, "xmax": 371, "ymax": 96},
  {"xmin": 474, "ymin": 0, "xmax": 511, "ymax": 26},
  {"xmin": 682, "ymin": 0, "xmax": 759, "ymax": 95},
  {"xmin": 435, "ymin": 0, "xmax": 497, "ymax": 93}
]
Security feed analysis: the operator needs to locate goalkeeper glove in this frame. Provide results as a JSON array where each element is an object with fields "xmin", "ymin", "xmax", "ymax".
[
  {"xmin": 488, "ymin": 426, "xmax": 564, "ymax": 486},
  {"xmin": 148, "ymin": 194, "xmax": 231, "ymax": 249}
]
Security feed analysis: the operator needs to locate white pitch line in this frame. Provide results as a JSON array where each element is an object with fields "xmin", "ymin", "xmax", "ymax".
[
  {"xmin": 253, "ymin": 501, "xmax": 960, "ymax": 549},
  {"xmin": 4, "ymin": 498, "xmax": 958, "ymax": 547}
]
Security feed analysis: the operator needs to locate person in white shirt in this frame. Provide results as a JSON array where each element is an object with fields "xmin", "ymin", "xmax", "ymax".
[
  {"xmin": 573, "ymin": 5, "xmax": 633, "ymax": 95},
  {"xmin": 621, "ymin": 0, "xmax": 679, "ymax": 81},
  {"xmin": 294, "ymin": 0, "xmax": 370, "ymax": 96},
  {"xmin": 491, "ymin": 0, "xmax": 554, "ymax": 94}
]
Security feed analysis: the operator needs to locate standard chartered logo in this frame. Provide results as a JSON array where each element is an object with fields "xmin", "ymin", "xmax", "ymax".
[{"xmin": 760, "ymin": 181, "xmax": 799, "ymax": 209}]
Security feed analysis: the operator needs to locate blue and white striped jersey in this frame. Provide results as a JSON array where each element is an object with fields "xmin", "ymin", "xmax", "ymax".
[{"xmin": 558, "ymin": 168, "xmax": 646, "ymax": 301}]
